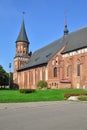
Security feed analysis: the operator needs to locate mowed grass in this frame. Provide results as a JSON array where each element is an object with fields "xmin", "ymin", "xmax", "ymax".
[{"xmin": 0, "ymin": 89, "xmax": 87, "ymax": 103}]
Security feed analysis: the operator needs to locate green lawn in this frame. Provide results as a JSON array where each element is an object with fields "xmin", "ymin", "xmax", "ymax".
[{"xmin": 0, "ymin": 89, "xmax": 87, "ymax": 103}]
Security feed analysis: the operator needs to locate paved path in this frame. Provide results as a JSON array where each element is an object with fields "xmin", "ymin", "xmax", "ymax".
[{"xmin": 0, "ymin": 101, "xmax": 87, "ymax": 130}]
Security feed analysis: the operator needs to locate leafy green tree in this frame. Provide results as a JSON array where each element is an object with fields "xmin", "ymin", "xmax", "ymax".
[{"xmin": 0, "ymin": 65, "xmax": 9, "ymax": 87}]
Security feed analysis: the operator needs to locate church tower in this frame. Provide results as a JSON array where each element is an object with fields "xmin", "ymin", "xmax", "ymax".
[{"xmin": 13, "ymin": 20, "xmax": 30, "ymax": 85}]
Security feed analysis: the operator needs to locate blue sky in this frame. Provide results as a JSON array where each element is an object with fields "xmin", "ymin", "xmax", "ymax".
[{"xmin": 0, "ymin": 0, "xmax": 87, "ymax": 72}]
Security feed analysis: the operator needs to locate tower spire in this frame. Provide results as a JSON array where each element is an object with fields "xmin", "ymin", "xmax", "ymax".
[{"xmin": 16, "ymin": 19, "xmax": 29, "ymax": 43}]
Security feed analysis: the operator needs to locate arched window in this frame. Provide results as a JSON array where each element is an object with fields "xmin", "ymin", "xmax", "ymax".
[
  {"xmin": 67, "ymin": 66, "xmax": 69, "ymax": 77},
  {"xmin": 77, "ymin": 60, "xmax": 80, "ymax": 76},
  {"xmin": 67, "ymin": 65, "xmax": 72, "ymax": 77},
  {"xmin": 54, "ymin": 67, "xmax": 57, "ymax": 77}
]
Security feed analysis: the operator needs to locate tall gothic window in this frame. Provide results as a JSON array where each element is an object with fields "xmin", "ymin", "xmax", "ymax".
[
  {"xmin": 67, "ymin": 65, "xmax": 72, "ymax": 77},
  {"xmin": 54, "ymin": 67, "xmax": 57, "ymax": 77},
  {"xmin": 67, "ymin": 66, "xmax": 69, "ymax": 77},
  {"xmin": 77, "ymin": 60, "xmax": 80, "ymax": 76}
]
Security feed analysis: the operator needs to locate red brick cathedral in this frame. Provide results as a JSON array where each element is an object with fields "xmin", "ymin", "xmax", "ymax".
[{"xmin": 13, "ymin": 20, "xmax": 87, "ymax": 89}]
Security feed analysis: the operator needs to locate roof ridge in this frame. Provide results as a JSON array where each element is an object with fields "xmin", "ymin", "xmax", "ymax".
[{"xmin": 69, "ymin": 26, "xmax": 87, "ymax": 36}]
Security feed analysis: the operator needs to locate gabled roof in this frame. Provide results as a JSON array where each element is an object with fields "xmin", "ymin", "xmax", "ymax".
[
  {"xmin": 18, "ymin": 26, "xmax": 87, "ymax": 71},
  {"xmin": 16, "ymin": 20, "xmax": 29, "ymax": 43}
]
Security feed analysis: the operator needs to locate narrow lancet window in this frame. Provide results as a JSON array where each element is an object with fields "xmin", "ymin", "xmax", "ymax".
[
  {"xmin": 77, "ymin": 60, "xmax": 80, "ymax": 76},
  {"xmin": 54, "ymin": 67, "xmax": 57, "ymax": 77}
]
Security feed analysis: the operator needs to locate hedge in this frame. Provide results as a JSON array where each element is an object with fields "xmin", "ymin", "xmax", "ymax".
[
  {"xmin": 19, "ymin": 89, "xmax": 36, "ymax": 94},
  {"xmin": 64, "ymin": 93, "xmax": 87, "ymax": 99}
]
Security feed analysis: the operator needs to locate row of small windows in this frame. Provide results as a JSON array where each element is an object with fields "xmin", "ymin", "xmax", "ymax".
[
  {"xmin": 49, "ymin": 82, "xmax": 58, "ymax": 87},
  {"xmin": 62, "ymin": 48, "xmax": 87, "ymax": 57},
  {"xmin": 17, "ymin": 50, "xmax": 27, "ymax": 54}
]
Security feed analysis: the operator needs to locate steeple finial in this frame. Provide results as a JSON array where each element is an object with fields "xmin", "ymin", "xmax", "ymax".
[
  {"xmin": 22, "ymin": 11, "xmax": 25, "ymax": 19},
  {"xmin": 64, "ymin": 10, "xmax": 69, "ymax": 35}
]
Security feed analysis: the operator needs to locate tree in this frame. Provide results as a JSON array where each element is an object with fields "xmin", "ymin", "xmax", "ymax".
[{"xmin": 0, "ymin": 65, "xmax": 9, "ymax": 87}]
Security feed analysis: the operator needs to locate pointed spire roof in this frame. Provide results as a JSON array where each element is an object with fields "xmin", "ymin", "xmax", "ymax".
[{"xmin": 16, "ymin": 20, "xmax": 29, "ymax": 43}]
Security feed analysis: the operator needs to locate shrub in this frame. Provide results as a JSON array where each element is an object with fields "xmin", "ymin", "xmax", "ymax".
[
  {"xmin": 19, "ymin": 89, "xmax": 36, "ymax": 94},
  {"xmin": 64, "ymin": 93, "xmax": 87, "ymax": 99},
  {"xmin": 78, "ymin": 95, "xmax": 87, "ymax": 101},
  {"xmin": 37, "ymin": 80, "xmax": 48, "ymax": 89}
]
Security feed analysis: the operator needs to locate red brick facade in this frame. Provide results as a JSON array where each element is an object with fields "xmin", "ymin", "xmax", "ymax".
[{"xmin": 14, "ymin": 45, "xmax": 87, "ymax": 89}]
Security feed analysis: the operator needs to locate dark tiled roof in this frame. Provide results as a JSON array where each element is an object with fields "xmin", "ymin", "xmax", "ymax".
[
  {"xmin": 18, "ymin": 38, "xmax": 66, "ymax": 71},
  {"xmin": 18, "ymin": 26, "xmax": 87, "ymax": 71},
  {"xmin": 62, "ymin": 26, "xmax": 87, "ymax": 54},
  {"xmin": 16, "ymin": 20, "xmax": 29, "ymax": 43}
]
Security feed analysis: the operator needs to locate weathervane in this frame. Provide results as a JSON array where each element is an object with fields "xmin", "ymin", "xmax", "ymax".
[{"xmin": 64, "ymin": 10, "xmax": 69, "ymax": 26}]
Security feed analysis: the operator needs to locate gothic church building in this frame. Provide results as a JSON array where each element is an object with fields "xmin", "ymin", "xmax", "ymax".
[{"xmin": 13, "ymin": 20, "xmax": 87, "ymax": 89}]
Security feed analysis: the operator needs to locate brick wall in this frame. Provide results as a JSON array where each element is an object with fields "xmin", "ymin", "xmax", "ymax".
[{"xmin": 17, "ymin": 47, "xmax": 87, "ymax": 89}]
